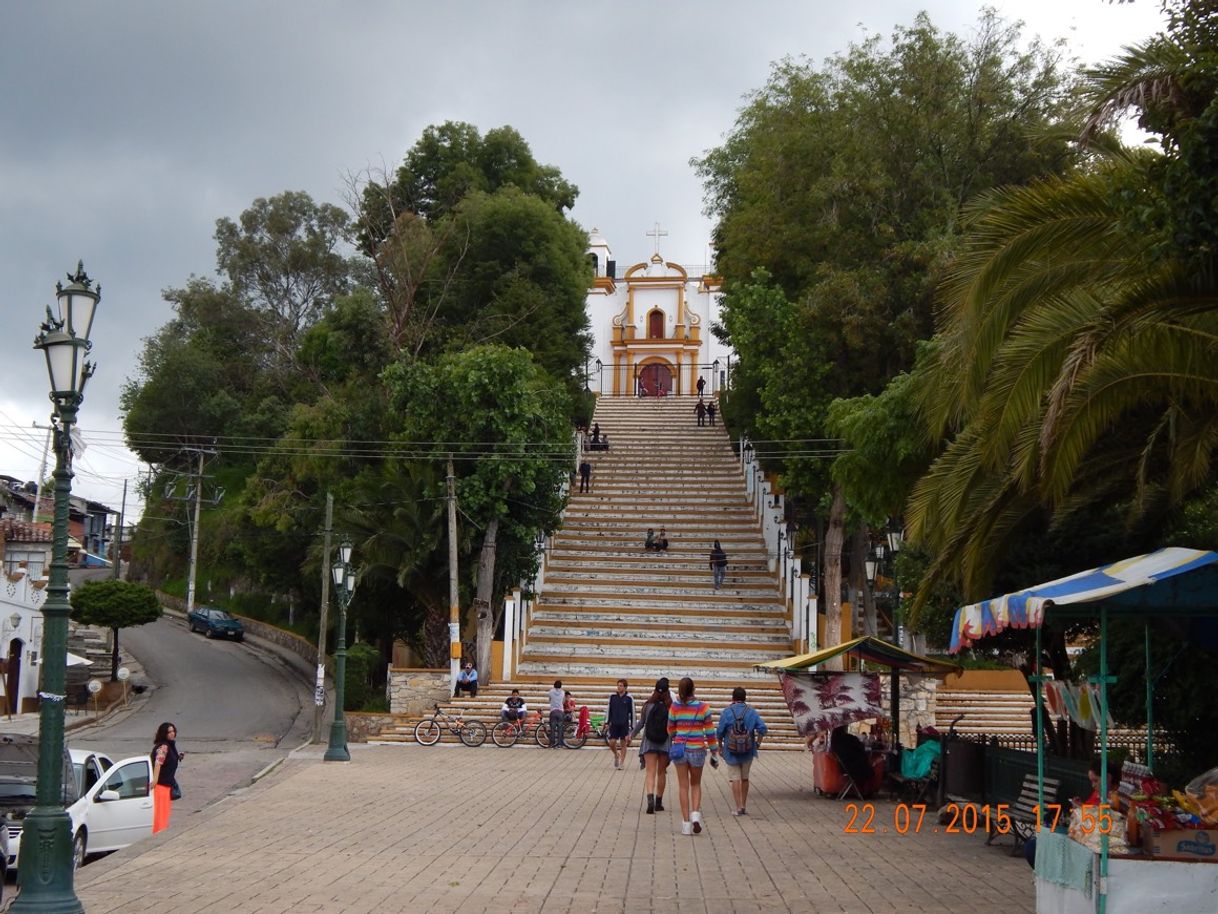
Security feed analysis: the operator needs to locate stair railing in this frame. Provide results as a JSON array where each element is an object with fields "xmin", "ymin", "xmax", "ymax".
[{"xmin": 740, "ymin": 434, "xmax": 819, "ymax": 652}]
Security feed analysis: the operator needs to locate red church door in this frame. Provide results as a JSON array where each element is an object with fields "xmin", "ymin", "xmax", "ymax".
[{"xmin": 638, "ymin": 363, "xmax": 673, "ymax": 397}]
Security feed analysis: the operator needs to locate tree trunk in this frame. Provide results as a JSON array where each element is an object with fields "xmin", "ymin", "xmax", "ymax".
[
  {"xmin": 850, "ymin": 525, "xmax": 877, "ymax": 636},
  {"xmin": 474, "ymin": 516, "xmax": 500, "ymax": 681},
  {"xmin": 822, "ymin": 486, "xmax": 847, "ymax": 669},
  {"xmin": 111, "ymin": 626, "xmax": 120, "ymax": 682}
]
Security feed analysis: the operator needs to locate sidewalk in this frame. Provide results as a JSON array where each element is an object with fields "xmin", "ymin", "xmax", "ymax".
[{"xmin": 75, "ymin": 745, "xmax": 1033, "ymax": 914}]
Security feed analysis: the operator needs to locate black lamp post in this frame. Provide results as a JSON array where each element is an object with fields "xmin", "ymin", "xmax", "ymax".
[
  {"xmin": 15, "ymin": 263, "xmax": 98, "ymax": 914},
  {"xmin": 324, "ymin": 539, "xmax": 354, "ymax": 762},
  {"xmin": 595, "ymin": 358, "xmax": 603, "ymax": 396}
]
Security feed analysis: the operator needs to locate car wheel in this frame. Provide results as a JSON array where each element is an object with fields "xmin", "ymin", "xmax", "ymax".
[
  {"xmin": 72, "ymin": 832, "xmax": 86, "ymax": 871},
  {"xmin": 234, "ymin": 634, "xmax": 244, "ymax": 642},
  {"xmin": 188, "ymin": 620, "xmax": 197, "ymax": 634},
  {"xmin": 205, "ymin": 628, "xmax": 215, "ymax": 639}
]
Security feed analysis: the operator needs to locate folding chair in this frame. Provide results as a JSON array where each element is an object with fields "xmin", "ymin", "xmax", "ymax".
[{"xmin": 831, "ymin": 752, "xmax": 865, "ymax": 800}]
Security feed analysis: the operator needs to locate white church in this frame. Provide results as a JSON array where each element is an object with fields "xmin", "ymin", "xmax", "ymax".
[{"xmin": 585, "ymin": 227, "xmax": 733, "ymax": 397}]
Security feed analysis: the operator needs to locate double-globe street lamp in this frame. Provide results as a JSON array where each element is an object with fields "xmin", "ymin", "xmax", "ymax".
[
  {"xmin": 15, "ymin": 263, "xmax": 100, "ymax": 914},
  {"xmin": 325, "ymin": 540, "xmax": 355, "ymax": 762}
]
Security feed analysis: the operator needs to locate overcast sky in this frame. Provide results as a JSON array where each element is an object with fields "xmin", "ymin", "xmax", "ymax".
[{"xmin": 0, "ymin": 0, "xmax": 1165, "ymax": 519}]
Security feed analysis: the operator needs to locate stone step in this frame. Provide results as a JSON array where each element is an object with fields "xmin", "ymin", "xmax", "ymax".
[
  {"xmin": 530, "ymin": 600, "xmax": 787, "ymax": 620},
  {"xmin": 530, "ymin": 609, "xmax": 789, "ymax": 630},
  {"xmin": 527, "ymin": 624, "xmax": 790, "ymax": 645},
  {"xmin": 543, "ymin": 570, "xmax": 777, "ymax": 589},
  {"xmin": 535, "ymin": 596, "xmax": 783, "ymax": 613},
  {"xmin": 521, "ymin": 640, "xmax": 790, "ymax": 662},
  {"xmin": 514, "ymin": 660, "xmax": 779, "ymax": 682},
  {"xmin": 547, "ymin": 545, "xmax": 770, "ymax": 560}
]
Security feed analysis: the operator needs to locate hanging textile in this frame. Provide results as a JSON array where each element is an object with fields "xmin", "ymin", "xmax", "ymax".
[{"xmin": 779, "ymin": 672, "xmax": 885, "ymax": 736}]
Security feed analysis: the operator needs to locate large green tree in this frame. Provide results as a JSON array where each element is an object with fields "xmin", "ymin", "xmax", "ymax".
[
  {"xmin": 383, "ymin": 344, "xmax": 573, "ymax": 677},
  {"xmin": 696, "ymin": 10, "xmax": 1074, "ymax": 649}
]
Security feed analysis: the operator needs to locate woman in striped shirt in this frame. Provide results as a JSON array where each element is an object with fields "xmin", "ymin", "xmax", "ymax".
[{"xmin": 667, "ymin": 677, "xmax": 719, "ymax": 835}]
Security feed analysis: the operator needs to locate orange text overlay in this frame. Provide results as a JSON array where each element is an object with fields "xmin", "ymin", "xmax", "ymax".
[{"xmin": 843, "ymin": 803, "xmax": 1118, "ymax": 835}]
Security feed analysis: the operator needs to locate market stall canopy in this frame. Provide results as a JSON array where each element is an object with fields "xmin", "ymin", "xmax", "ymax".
[
  {"xmin": 948, "ymin": 547, "xmax": 1218, "ymax": 654},
  {"xmin": 755, "ymin": 635, "xmax": 963, "ymax": 675}
]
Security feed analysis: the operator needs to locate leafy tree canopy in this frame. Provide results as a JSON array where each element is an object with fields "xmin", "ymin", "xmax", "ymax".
[
  {"xmin": 359, "ymin": 121, "xmax": 578, "ymax": 251},
  {"xmin": 70, "ymin": 580, "xmax": 162, "ymax": 681}
]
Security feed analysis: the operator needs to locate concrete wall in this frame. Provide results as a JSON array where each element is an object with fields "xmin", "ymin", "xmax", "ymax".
[
  {"xmin": 388, "ymin": 667, "xmax": 450, "ymax": 715},
  {"xmin": 941, "ymin": 669, "xmax": 1027, "ymax": 692}
]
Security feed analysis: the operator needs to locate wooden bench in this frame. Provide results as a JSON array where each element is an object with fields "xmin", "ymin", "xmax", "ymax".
[{"xmin": 987, "ymin": 772, "xmax": 1061, "ymax": 854}]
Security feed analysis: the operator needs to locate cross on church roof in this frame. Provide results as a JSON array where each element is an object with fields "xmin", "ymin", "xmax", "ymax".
[{"xmin": 645, "ymin": 221, "xmax": 668, "ymax": 256}]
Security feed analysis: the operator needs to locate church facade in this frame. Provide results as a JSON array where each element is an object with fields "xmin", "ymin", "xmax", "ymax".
[{"xmin": 585, "ymin": 229, "xmax": 732, "ymax": 397}]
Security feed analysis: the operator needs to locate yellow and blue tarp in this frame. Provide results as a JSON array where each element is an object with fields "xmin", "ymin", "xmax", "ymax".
[{"xmin": 948, "ymin": 547, "xmax": 1218, "ymax": 653}]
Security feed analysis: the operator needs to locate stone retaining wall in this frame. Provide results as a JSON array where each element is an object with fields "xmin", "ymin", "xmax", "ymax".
[
  {"xmin": 346, "ymin": 711, "xmax": 397, "ymax": 743},
  {"xmin": 878, "ymin": 676, "xmax": 940, "ymax": 747},
  {"xmin": 388, "ymin": 668, "xmax": 450, "ymax": 715},
  {"xmin": 157, "ymin": 591, "xmax": 319, "ymax": 669}
]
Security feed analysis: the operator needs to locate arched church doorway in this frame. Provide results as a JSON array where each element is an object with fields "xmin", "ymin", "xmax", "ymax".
[
  {"xmin": 6, "ymin": 640, "xmax": 22, "ymax": 714},
  {"xmin": 637, "ymin": 362, "xmax": 673, "ymax": 397}
]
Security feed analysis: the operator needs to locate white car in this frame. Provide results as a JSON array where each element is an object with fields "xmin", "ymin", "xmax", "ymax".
[
  {"xmin": 66, "ymin": 748, "xmax": 154, "ymax": 864},
  {"xmin": 7, "ymin": 747, "xmax": 153, "ymax": 871}
]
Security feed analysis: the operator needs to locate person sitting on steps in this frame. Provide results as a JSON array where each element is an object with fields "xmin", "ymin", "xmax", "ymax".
[{"xmin": 656, "ymin": 528, "xmax": 669, "ymax": 551}]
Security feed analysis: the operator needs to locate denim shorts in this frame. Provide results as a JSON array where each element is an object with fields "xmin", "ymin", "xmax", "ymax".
[{"xmin": 675, "ymin": 747, "xmax": 707, "ymax": 768}]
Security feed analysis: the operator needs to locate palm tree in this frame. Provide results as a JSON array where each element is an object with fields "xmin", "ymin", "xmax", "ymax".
[{"xmin": 907, "ymin": 1, "xmax": 1218, "ymax": 612}]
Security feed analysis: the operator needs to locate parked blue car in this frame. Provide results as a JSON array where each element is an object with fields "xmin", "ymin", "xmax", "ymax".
[{"xmin": 187, "ymin": 607, "xmax": 245, "ymax": 641}]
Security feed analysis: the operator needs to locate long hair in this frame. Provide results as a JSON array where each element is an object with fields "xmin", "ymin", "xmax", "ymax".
[
  {"xmin": 677, "ymin": 677, "xmax": 695, "ymax": 702},
  {"xmin": 154, "ymin": 722, "xmax": 177, "ymax": 744},
  {"xmin": 644, "ymin": 687, "xmax": 672, "ymax": 707}
]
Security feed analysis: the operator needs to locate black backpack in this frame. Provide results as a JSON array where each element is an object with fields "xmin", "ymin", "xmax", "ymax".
[
  {"xmin": 726, "ymin": 706, "xmax": 753, "ymax": 754},
  {"xmin": 644, "ymin": 702, "xmax": 669, "ymax": 743}
]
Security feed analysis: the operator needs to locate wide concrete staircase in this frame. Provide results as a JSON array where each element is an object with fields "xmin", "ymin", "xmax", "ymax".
[
  {"xmin": 373, "ymin": 396, "xmax": 807, "ymax": 747},
  {"xmin": 517, "ymin": 396, "xmax": 792, "ymax": 683}
]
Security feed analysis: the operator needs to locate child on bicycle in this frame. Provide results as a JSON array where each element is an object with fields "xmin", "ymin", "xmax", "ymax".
[{"xmin": 501, "ymin": 689, "xmax": 527, "ymax": 724}]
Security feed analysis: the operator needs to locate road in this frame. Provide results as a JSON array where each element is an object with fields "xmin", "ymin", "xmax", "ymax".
[{"xmin": 67, "ymin": 614, "xmax": 315, "ymax": 819}]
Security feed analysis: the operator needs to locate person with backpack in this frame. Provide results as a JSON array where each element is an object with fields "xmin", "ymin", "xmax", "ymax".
[
  {"xmin": 668, "ymin": 677, "xmax": 719, "ymax": 836},
  {"xmin": 630, "ymin": 677, "xmax": 673, "ymax": 813},
  {"xmin": 716, "ymin": 686, "xmax": 768, "ymax": 816}
]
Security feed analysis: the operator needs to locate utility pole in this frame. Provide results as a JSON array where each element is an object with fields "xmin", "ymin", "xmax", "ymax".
[
  {"xmin": 31, "ymin": 422, "xmax": 52, "ymax": 524},
  {"xmin": 111, "ymin": 478, "xmax": 127, "ymax": 580},
  {"xmin": 185, "ymin": 450, "xmax": 205, "ymax": 615},
  {"xmin": 447, "ymin": 457, "xmax": 460, "ymax": 695},
  {"xmin": 313, "ymin": 491, "xmax": 334, "ymax": 742}
]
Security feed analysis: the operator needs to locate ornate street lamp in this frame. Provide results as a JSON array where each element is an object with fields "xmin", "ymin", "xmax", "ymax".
[
  {"xmin": 864, "ymin": 551, "xmax": 879, "ymax": 588},
  {"xmin": 15, "ymin": 263, "xmax": 98, "ymax": 914},
  {"xmin": 595, "ymin": 358, "xmax": 603, "ymax": 396},
  {"xmin": 324, "ymin": 539, "xmax": 355, "ymax": 762},
  {"xmin": 886, "ymin": 519, "xmax": 905, "ymax": 555}
]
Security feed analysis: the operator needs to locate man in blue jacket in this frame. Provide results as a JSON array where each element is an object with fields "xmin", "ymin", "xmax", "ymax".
[{"xmin": 716, "ymin": 687, "xmax": 768, "ymax": 816}]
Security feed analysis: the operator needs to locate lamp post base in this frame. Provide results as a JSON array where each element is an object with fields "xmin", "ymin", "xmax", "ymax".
[
  {"xmin": 9, "ymin": 808, "xmax": 84, "ymax": 914},
  {"xmin": 323, "ymin": 719, "xmax": 350, "ymax": 762}
]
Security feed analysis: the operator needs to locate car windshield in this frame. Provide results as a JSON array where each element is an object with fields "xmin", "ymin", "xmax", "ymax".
[{"xmin": 209, "ymin": 610, "xmax": 235, "ymax": 621}]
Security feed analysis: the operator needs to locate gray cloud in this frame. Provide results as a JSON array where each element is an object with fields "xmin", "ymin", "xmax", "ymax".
[{"xmin": 0, "ymin": 0, "xmax": 1165, "ymax": 513}]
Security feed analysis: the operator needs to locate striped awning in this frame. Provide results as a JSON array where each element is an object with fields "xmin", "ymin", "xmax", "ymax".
[
  {"xmin": 755, "ymin": 635, "xmax": 962, "ymax": 675},
  {"xmin": 948, "ymin": 547, "xmax": 1218, "ymax": 654}
]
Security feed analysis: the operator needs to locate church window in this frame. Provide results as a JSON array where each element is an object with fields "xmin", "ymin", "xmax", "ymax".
[{"xmin": 647, "ymin": 309, "xmax": 665, "ymax": 339}]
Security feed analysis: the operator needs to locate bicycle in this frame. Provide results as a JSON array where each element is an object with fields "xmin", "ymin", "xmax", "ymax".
[
  {"xmin": 414, "ymin": 704, "xmax": 488, "ymax": 747},
  {"xmin": 491, "ymin": 710, "xmax": 544, "ymax": 748},
  {"xmin": 535, "ymin": 715, "xmax": 580, "ymax": 749}
]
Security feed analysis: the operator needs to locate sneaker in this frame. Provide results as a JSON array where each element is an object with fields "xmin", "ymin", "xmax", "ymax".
[
  {"xmin": 681, "ymin": 821, "xmax": 693, "ymax": 836},
  {"xmin": 731, "ymin": 809, "xmax": 743, "ymax": 817},
  {"xmin": 691, "ymin": 811, "xmax": 703, "ymax": 834},
  {"xmin": 739, "ymin": 808, "xmax": 747, "ymax": 816}
]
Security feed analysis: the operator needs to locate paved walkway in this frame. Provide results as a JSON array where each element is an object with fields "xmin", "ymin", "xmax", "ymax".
[{"xmin": 75, "ymin": 745, "xmax": 1033, "ymax": 914}]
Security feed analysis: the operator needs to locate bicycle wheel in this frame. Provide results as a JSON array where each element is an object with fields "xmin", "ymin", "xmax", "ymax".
[
  {"xmin": 459, "ymin": 720, "xmax": 487, "ymax": 747},
  {"xmin": 491, "ymin": 721, "xmax": 520, "ymax": 748},
  {"xmin": 414, "ymin": 718, "xmax": 442, "ymax": 746},
  {"xmin": 563, "ymin": 722, "xmax": 586, "ymax": 749},
  {"xmin": 535, "ymin": 722, "xmax": 554, "ymax": 749}
]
